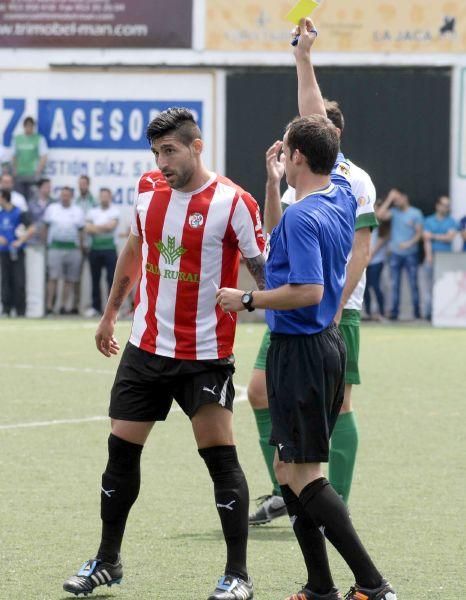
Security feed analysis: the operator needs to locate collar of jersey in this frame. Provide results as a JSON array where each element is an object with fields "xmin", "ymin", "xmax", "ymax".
[
  {"xmin": 171, "ymin": 173, "xmax": 217, "ymax": 197},
  {"xmin": 295, "ymin": 182, "xmax": 335, "ymax": 203}
]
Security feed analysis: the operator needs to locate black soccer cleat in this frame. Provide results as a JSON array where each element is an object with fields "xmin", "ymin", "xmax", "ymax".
[
  {"xmin": 208, "ymin": 574, "xmax": 254, "ymax": 600},
  {"xmin": 344, "ymin": 579, "xmax": 397, "ymax": 600},
  {"xmin": 63, "ymin": 557, "xmax": 123, "ymax": 596},
  {"xmin": 248, "ymin": 493, "xmax": 287, "ymax": 526},
  {"xmin": 285, "ymin": 585, "xmax": 342, "ymax": 599}
]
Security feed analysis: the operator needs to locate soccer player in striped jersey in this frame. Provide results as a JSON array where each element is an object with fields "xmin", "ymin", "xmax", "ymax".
[{"xmin": 63, "ymin": 108, "xmax": 265, "ymax": 600}]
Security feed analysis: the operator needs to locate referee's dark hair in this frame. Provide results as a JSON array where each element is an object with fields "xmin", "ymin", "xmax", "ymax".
[
  {"xmin": 324, "ymin": 99, "xmax": 345, "ymax": 133},
  {"xmin": 146, "ymin": 108, "xmax": 202, "ymax": 147},
  {"xmin": 286, "ymin": 115, "xmax": 339, "ymax": 176},
  {"xmin": 0, "ymin": 188, "xmax": 12, "ymax": 203}
]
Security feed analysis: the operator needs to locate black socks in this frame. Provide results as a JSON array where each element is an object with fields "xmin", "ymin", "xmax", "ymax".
[
  {"xmin": 281, "ymin": 485, "xmax": 335, "ymax": 595},
  {"xmin": 97, "ymin": 433, "xmax": 143, "ymax": 564},
  {"xmin": 300, "ymin": 478, "xmax": 383, "ymax": 590},
  {"xmin": 199, "ymin": 445, "xmax": 249, "ymax": 580}
]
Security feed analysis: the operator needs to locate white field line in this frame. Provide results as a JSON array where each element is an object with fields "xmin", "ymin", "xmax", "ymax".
[{"xmin": 0, "ymin": 359, "xmax": 248, "ymax": 431}]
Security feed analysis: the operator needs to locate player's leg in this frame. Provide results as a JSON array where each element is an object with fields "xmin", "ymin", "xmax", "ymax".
[
  {"xmin": 330, "ymin": 310, "xmax": 361, "ymax": 504},
  {"xmin": 247, "ymin": 328, "xmax": 286, "ymax": 524},
  {"xmin": 12, "ymin": 249, "xmax": 26, "ymax": 316},
  {"xmin": 182, "ymin": 366, "xmax": 252, "ymax": 599},
  {"xmin": 63, "ymin": 343, "xmax": 171, "ymax": 597},
  {"xmin": 423, "ymin": 261, "xmax": 433, "ymax": 320}
]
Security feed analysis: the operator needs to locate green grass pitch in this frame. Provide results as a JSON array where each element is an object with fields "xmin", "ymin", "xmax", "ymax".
[{"xmin": 0, "ymin": 321, "xmax": 464, "ymax": 599}]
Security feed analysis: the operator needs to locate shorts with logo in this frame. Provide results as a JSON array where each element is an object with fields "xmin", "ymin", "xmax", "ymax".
[
  {"xmin": 110, "ymin": 342, "xmax": 236, "ymax": 421},
  {"xmin": 47, "ymin": 247, "xmax": 82, "ymax": 282},
  {"xmin": 266, "ymin": 325, "xmax": 346, "ymax": 463},
  {"xmin": 338, "ymin": 308, "xmax": 361, "ymax": 385}
]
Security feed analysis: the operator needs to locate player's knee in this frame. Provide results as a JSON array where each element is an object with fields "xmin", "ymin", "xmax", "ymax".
[
  {"xmin": 247, "ymin": 374, "xmax": 268, "ymax": 410},
  {"xmin": 273, "ymin": 455, "xmax": 288, "ymax": 486},
  {"xmin": 198, "ymin": 445, "xmax": 245, "ymax": 482},
  {"xmin": 101, "ymin": 434, "xmax": 143, "ymax": 521}
]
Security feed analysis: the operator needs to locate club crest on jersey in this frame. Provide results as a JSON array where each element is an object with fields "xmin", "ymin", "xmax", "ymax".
[
  {"xmin": 338, "ymin": 163, "xmax": 350, "ymax": 177},
  {"xmin": 188, "ymin": 212, "xmax": 204, "ymax": 229}
]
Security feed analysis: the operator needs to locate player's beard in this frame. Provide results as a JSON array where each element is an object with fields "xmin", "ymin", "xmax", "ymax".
[{"xmin": 164, "ymin": 164, "xmax": 195, "ymax": 191}]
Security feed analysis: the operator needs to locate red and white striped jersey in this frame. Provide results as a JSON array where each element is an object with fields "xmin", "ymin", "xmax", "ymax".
[{"xmin": 129, "ymin": 170, "xmax": 265, "ymax": 360}]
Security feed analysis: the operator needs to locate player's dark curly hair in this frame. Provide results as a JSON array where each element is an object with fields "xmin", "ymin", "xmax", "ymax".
[
  {"xmin": 324, "ymin": 99, "xmax": 345, "ymax": 133},
  {"xmin": 146, "ymin": 107, "xmax": 202, "ymax": 146},
  {"xmin": 286, "ymin": 115, "xmax": 339, "ymax": 176}
]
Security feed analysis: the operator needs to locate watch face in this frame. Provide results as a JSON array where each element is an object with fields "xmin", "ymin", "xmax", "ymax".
[{"xmin": 242, "ymin": 292, "xmax": 252, "ymax": 305}]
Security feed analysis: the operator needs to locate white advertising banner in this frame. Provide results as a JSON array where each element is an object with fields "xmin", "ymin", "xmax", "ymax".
[
  {"xmin": 0, "ymin": 70, "xmax": 216, "ymax": 221},
  {"xmin": 433, "ymin": 253, "xmax": 466, "ymax": 328}
]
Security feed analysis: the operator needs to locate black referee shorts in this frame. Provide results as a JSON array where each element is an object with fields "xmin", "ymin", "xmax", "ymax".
[
  {"xmin": 109, "ymin": 342, "xmax": 236, "ymax": 422},
  {"xmin": 266, "ymin": 325, "xmax": 346, "ymax": 463}
]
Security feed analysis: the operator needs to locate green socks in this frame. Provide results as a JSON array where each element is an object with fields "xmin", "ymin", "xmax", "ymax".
[
  {"xmin": 253, "ymin": 408, "xmax": 281, "ymax": 496},
  {"xmin": 329, "ymin": 411, "xmax": 359, "ymax": 505}
]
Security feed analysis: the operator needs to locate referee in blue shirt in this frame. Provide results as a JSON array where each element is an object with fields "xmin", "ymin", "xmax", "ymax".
[{"xmin": 217, "ymin": 18, "xmax": 396, "ymax": 600}]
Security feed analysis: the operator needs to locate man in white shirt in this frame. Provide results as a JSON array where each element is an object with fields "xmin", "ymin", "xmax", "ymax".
[
  {"xmin": 44, "ymin": 186, "xmax": 84, "ymax": 315},
  {"xmin": 84, "ymin": 188, "xmax": 120, "ymax": 317}
]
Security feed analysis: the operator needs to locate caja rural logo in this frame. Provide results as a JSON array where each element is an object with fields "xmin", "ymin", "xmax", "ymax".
[{"xmin": 146, "ymin": 236, "xmax": 200, "ymax": 283}]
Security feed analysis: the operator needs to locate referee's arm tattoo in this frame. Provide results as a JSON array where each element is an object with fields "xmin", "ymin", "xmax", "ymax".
[
  {"xmin": 111, "ymin": 276, "xmax": 131, "ymax": 311},
  {"xmin": 245, "ymin": 254, "xmax": 266, "ymax": 290}
]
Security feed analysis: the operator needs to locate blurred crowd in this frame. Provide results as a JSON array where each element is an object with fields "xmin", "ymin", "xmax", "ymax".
[
  {"xmin": 0, "ymin": 116, "xmax": 126, "ymax": 318},
  {"xmin": 1, "ymin": 117, "xmax": 466, "ymax": 321}
]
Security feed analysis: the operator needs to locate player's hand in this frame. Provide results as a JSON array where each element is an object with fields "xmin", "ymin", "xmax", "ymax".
[
  {"xmin": 265, "ymin": 141, "xmax": 285, "ymax": 183},
  {"xmin": 293, "ymin": 17, "xmax": 318, "ymax": 61},
  {"xmin": 216, "ymin": 288, "xmax": 246, "ymax": 313},
  {"xmin": 399, "ymin": 241, "xmax": 411, "ymax": 250},
  {"xmin": 0, "ymin": 235, "xmax": 8, "ymax": 246},
  {"xmin": 95, "ymin": 317, "xmax": 120, "ymax": 357}
]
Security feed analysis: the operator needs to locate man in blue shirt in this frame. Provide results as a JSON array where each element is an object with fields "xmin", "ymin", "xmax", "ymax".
[
  {"xmin": 217, "ymin": 18, "xmax": 396, "ymax": 600},
  {"xmin": 0, "ymin": 189, "xmax": 35, "ymax": 316},
  {"xmin": 377, "ymin": 188, "xmax": 424, "ymax": 320},
  {"xmin": 460, "ymin": 215, "xmax": 466, "ymax": 251},
  {"xmin": 423, "ymin": 196, "xmax": 458, "ymax": 320}
]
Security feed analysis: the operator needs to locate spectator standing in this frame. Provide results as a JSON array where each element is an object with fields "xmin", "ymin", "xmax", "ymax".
[
  {"xmin": 26, "ymin": 178, "xmax": 55, "ymax": 317},
  {"xmin": 84, "ymin": 188, "xmax": 119, "ymax": 317},
  {"xmin": 0, "ymin": 173, "xmax": 27, "ymax": 212},
  {"xmin": 460, "ymin": 215, "xmax": 466, "ymax": 251},
  {"xmin": 44, "ymin": 186, "xmax": 84, "ymax": 315},
  {"xmin": 363, "ymin": 210, "xmax": 390, "ymax": 320},
  {"xmin": 0, "ymin": 189, "xmax": 35, "ymax": 317},
  {"xmin": 423, "ymin": 196, "xmax": 458, "ymax": 320},
  {"xmin": 377, "ymin": 188, "xmax": 423, "ymax": 320},
  {"xmin": 75, "ymin": 175, "xmax": 96, "ymax": 309},
  {"xmin": 12, "ymin": 116, "xmax": 48, "ymax": 200}
]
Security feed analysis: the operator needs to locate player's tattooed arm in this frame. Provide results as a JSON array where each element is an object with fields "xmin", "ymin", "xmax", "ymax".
[
  {"xmin": 245, "ymin": 254, "xmax": 266, "ymax": 290},
  {"xmin": 111, "ymin": 276, "xmax": 131, "ymax": 311}
]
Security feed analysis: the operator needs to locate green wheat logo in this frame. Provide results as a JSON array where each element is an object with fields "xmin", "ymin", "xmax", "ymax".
[{"xmin": 156, "ymin": 236, "xmax": 187, "ymax": 265}]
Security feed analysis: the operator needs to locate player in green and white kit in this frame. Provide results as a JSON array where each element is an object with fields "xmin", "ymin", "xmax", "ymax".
[{"xmin": 248, "ymin": 100, "xmax": 378, "ymax": 525}]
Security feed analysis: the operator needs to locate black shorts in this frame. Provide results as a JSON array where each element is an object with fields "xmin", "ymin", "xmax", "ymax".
[
  {"xmin": 110, "ymin": 342, "xmax": 236, "ymax": 422},
  {"xmin": 266, "ymin": 325, "xmax": 346, "ymax": 463}
]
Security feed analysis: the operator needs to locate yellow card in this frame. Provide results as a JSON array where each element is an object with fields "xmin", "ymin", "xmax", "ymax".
[{"xmin": 285, "ymin": 0, "xmax": 320, "ymax": 25}]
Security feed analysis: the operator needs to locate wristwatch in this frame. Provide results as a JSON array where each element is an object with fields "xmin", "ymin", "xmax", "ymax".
[{"xmin": 241, "ymin": 291, "xmax": 255, "ymax": 312}]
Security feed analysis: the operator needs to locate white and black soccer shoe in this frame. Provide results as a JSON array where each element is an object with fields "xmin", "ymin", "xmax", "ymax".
[
  {"xmin": 208, "ymin": 574, "xmax": 254, "ymax": 600},
  {"xmin": 63, "ymin": 557, "xmax": 123, "ymax": 596},
  {"xmin": 344, "ymin": 579, "xmax": 397, "ymax": 600},
  {"xmin": 248, "ymin": 493, "xmax": 287, "ymax": 526}
]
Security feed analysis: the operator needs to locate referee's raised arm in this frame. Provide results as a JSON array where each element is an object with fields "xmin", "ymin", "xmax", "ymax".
[{"xmin": 293, "ymin": 17, "xmax": 326, "ymax": 118}]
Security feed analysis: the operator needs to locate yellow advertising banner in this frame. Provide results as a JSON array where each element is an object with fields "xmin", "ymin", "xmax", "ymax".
[{"xmin": 206, "ymin": 0, "xmax": 466, "ymax": 53}]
